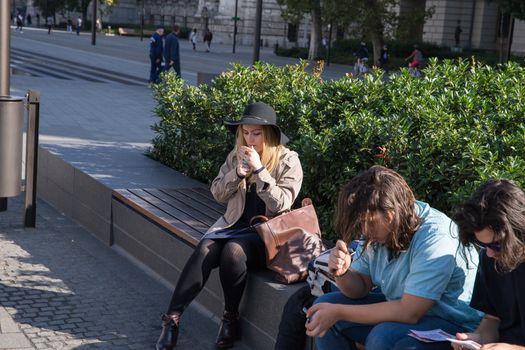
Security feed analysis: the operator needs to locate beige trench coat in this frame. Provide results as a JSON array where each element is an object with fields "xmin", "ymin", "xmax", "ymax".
[{"xmin": 206, "ymin": 147, "xmax": 303, "ymax": 234}]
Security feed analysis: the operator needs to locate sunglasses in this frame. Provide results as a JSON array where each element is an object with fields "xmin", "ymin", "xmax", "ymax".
[{"xmin": 473, "ymin": 238, "xmax": 501, "ymax": 252}]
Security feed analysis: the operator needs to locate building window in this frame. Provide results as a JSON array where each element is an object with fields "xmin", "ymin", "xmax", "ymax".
[
  {"xmin": 287, "ymin": 23, "xmax": 298, "ymax": 42},
  {"xmin": 496, "ymin": 12, "xmax": 511, "ymax": 38}
]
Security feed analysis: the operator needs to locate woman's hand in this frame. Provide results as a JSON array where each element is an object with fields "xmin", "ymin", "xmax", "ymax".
[
  {"xmin": 236, "ymin": 152, "xmax": 250, "ymax": 178},
  {"xmin": 239, "ymin": 145, "xmax": 263, "ymax": 172},
  {"xmin": 329, "ymin": 240, "xmax": 352, "ymax": 277},
  {"xmin": 451, "ymin": 333, "xmax": 482, "ymax": 350},
  {"xmin": 305, "ymin": 303, "xmax": 341, "ymax": 338}
]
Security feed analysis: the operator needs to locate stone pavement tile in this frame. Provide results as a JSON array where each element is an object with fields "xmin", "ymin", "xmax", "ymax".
[
  {"xmin": 0, "ymin": 333, "xmax": 32, "ymax": 348},
  {"xmin": 1, "ymin": 307, "xmax": 22, "ymax": 333}
]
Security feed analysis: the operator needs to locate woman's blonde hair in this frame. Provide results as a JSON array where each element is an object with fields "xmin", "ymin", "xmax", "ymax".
[{"xmin": 235, "ymin": 125, "xmax": 283, "ymax": 179}]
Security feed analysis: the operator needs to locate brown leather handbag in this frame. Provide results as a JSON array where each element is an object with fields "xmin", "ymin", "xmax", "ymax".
[{"xmin": 252, "ymin": 198, "xmax": 325, "ymax": 284}]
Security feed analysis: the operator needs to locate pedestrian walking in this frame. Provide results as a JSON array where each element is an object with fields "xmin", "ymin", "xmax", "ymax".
[
  {"xmin": 379, "ymin": 44, "xmax": 389, "ymax": 73},
  {"xmin": 16, "ymin": 13, "xmax": 24, "ymax": 33},
  {"xmin": 149, "ymin": 26, "xmax": 165, "ymax": 83},
  {"xmin": 67, "ymin": 18, "xmax": 72, "ymax": 32},
  {"xmin": 36, "ymin": 13, "xmax": 40, "ymax": 27},
  {"xmin": 164, "ymin": 24, "xmax": 181, "ymax": 77},
  {"xmin": 76, "ymin": 16, "xmax": 82, "ymax": 36},
  {"xmin": 26, "ymin": 13, "xmax": 32, "ymax": 26},
  {"xmin": 455, "ymin": 20, "xmax": 463, "ymax": 47},
  {"xmin": 190, "ymin": 28, "xmax": 197, "ymax": 51},
  {"xmin": 203, "ymin": 29, "xmax": 213, "ymax": 52},
  {"xmin": 46, "ymin": 16, "xmax": 53, "ymax": 34}
]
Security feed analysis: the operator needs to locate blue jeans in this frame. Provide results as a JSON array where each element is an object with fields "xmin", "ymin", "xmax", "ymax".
[{"xmin": 315, "ymin": 292, "xmax": 469, "ymax": 350}]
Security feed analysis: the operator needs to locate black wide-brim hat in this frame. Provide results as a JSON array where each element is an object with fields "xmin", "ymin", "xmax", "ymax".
[{"xmin": 223, "ymin": 102, "xmax": 289, "ymax": 144}]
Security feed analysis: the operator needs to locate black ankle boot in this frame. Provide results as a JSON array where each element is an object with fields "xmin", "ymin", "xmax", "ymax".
[
  {"xmin": 215, "ymin": 311, "xmax": 240, "ymax": 349},
  {"xmin": 156, "ymin": 313, "xmax": 180, "ymax": 350}
]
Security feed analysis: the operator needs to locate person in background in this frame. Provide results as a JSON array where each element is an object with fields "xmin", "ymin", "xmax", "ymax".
[
  {"xmin": 66, "ymin": 18, "xmax": 72, "ymax": 32},
  {"xmin": 149, "ymin": 26, "xmax": 164, "ymax": 84},
  {"xmin": 190, "ymin": 28, "xmax": 197, "ymax": 51},
  {"xmin": 455, "ymin": 20, "xmax": 463, "ymax": 47},
  {"xmin": 76, "ymin": 16, "xmax": 82, "ymax": 36},
  {"xmin": 26, "ymin": 13, "xmax": 31, "ymax": 26},
  {"xmin": 164, "ymin": 24, "xmax": 181, "ymax": 77},
  {"xmin": 452, "ymin": 179, "xmax": 525, "ymax": 349},
  {"xmin": 406, "ymin": 44, "xmax": 424, "ymax": 69},
  {"xmin": 36, "ymin": 13, "xmax": 40, "ymax": 27},
  {"xmin": 155, "ymin": 102, "xmax": 303, "ymax": 350},
  {"xmin": 16, "ymin": 13, "xmax": 24, "ymax": 32},
  {"xmin": 305, "ymin": 165, "xmax": 482, "ymax": 350},
  {"xmin": 379, "ymin": 44, "xmax": 389, "ymax": 73},
  {"xmin": 354, "ymin": 41, "xmax": 369, "ymax": 75},
  {"xmin": 204, "ymin": 29, "xmax": 213, "ymax": 52},
  {"xmin": 46, "ymin": 16, "xmax": 53, "ymax": 34}
]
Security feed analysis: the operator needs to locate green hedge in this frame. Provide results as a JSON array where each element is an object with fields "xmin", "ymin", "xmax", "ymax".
[{"xmin": 151, "ymin": 59, "xmax": 525, "ymax": 240}]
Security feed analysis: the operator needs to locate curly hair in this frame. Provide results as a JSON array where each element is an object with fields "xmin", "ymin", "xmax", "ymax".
[
  {"xmin": 454, "ymin": 179, "xmax": 525, "ymax": 272},
  {"xmin": 334, "ymin": 166, "xmax": 421, "ymax": 256}
]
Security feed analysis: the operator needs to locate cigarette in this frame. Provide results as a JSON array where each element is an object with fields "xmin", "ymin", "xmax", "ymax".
[{"xmin": 302, "ymin": 307, "xmax": 311, "ymax": 323}]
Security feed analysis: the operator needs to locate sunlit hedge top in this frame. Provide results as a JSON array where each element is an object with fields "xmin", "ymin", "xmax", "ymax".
[{"xmin": 151, "ymin": 59, "xmax": 525, "ymax": 241}]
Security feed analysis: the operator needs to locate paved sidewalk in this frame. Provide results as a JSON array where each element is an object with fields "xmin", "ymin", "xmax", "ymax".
[{"xmin": 0, "ymin": 195, "xmax": 225, "ymax": 350}]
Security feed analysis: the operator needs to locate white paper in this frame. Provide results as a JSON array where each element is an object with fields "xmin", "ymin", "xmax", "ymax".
[
  {"xmin": 408, "ymin": 329, "xmax": 481, "ymax": 350},
  {"xmin": 447, "ymin": 338, "xmax": 481, "ymax": 350}
]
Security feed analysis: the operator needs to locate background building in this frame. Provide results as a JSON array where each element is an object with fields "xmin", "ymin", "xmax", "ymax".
[{"xmin": 16, "ymin": 0, "xmax": 525, "ymax": 55}]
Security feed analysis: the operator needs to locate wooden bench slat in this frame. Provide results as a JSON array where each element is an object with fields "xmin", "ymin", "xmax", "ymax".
[
  {"xmin": 177, "ymin": 188, "xmax": 227, "ymax": 213},
  {"xmin": 113, "ymin": 189, "xmax": 202, "ymax": 245},
  {"xmin": 162, "ymin": 188, "xmax": 225, "ymax": 218},
  {"xmin": 128, "ymin": 189, "xmax": 211, "ymax": 235},
  {"xmin": 144, "ymin": 188, "xmax": 218, "ymax": 227}
]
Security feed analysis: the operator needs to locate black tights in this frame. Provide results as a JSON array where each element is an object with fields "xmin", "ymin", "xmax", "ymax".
[{"xmin": 167, "ymin": 237, "xmax": 266, "ymax": 315}]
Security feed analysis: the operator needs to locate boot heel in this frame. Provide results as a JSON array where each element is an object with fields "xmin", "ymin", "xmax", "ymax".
[
  {"xmin": 215, "ymin": 311, "xmax": 240, "ymax": 349},
  {"xmin": 156, "ymin": 314, "xmax": 180, "ymax": 350}
]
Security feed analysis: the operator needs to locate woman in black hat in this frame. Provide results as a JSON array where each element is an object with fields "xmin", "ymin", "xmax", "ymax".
[{"xmin": 156, "ymin": 102, "xmax": 303, "ymax": 350}]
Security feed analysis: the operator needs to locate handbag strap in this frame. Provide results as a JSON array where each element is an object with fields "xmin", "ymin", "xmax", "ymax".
[
  {"xmin": 249, "ymin": 215, "xmax": 268, "ymax": 226},
  {"xmin": 249, "ymin": 198, "xmax": 314, "ymax": 226}
]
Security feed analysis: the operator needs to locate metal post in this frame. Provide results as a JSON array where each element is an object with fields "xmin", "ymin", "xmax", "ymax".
[
  {"xmin": 140, "ymin": 2, "xmax": 145, "ymax": 41},
  {"xmin": 252, "ymin": 0, "xmax": 262, "ymax": 64},
  {"xmin": 91, "ymin": 0, "xmax": 97, "ymax": 45},
  {"xmin": 1, "ymin": 1, "xmax": 11, "ymax": 95},
  {"xmin": 24, "ymin": 90, "xmax": 40, "ymax": 228},
  {"xmin": 1, "ymin": 0, "xmax": 12, "ymax": 211},
  {"xmin": 233, "ymin": 0, "xmax": 238, "ymax": 53}
]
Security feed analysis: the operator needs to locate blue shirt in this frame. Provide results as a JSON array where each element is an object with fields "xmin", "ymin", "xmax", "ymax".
[{"xmin": 351, "ymin": 201, "xmax": 483, "ymax": 330}]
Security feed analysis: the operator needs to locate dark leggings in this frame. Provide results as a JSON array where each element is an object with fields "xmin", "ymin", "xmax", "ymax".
[{"xmin": 167, "ymin": 237, "xmax": 266, "ymax": 315}]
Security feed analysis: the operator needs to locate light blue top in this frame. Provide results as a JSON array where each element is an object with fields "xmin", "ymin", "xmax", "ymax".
[{"xmin": 351, "ymin": 201, "xmax": 483, "ymax": 330}]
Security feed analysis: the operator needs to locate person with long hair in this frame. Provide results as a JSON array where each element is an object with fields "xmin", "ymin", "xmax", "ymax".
[
  {"xmin": 156, "ymin": 102, "xmax": 303, "ymax": 350},
  {"xmin": 452, "ymin": 179, "xmax": 525, "ymax": 349},
  {"xmin": 305, "ymin": 165, "xmax": 482, "ymax": 349}
]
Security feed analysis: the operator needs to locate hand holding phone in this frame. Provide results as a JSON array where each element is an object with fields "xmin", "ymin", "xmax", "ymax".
[{"xmin": 329, "ymin": 240, "xmax": 353, "ymax": 277}]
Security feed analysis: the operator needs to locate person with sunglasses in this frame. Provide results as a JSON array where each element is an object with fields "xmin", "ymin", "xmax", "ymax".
[{"xmin": 453, "ymin": 179, "xmax": 525, "ymax": 349}]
